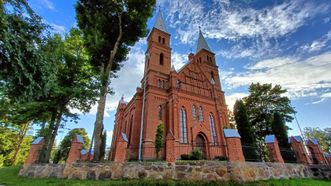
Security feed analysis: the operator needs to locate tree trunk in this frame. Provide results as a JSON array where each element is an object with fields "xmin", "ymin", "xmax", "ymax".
[
  {"xmin": 92, "ymin": 79, "xmax": 108, "ymax": 161},
  {"xmin": 11, "ymin": 122, "xmax": 29, "ymax": 165},
  {"xmin": 39, "ymin": 111, "xmax": 56, "ymax": 163},
  {"xmin": 43, "ymin": 111, "xmax": 63, "ymax": 163},
  {"xmin": 92, "ymin": 13, "xmax": 123, "ymax": 162}
]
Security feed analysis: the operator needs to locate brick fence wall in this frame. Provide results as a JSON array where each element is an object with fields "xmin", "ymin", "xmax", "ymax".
[{"xmin": 19, "ymin": 161, "xmax": 331, "ymax": 181}]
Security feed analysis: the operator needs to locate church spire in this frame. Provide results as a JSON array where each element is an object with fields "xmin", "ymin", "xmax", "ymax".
[
  {"xmin": 196, "ymin": 27, "xmax": 211, "ymax": 53},
  {"xmin": 153, "ymin": 8, "xmax": 168, "ymax": 33}
]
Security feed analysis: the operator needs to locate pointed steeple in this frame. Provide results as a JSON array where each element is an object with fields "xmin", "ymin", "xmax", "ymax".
[
  {"xmin": 196, "ymin": 27, "xmax": 211, "ymax": 53},
  {"xmin": 154, "ymin": 8, "xmax": 168, "ymax": 33}
]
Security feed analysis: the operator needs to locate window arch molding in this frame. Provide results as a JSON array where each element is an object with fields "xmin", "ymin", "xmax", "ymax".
[
  {"xmin": 199, "ymin": 106, "xmax": 204, "ymax": 122},
  {"xmin": 192, "ymin": 104, "xmax": 197, "ymax": 121},
  {"xmin": 209, "ymin": 113, "xmax": 217, "ymax": 144},
  {"xmin": 180, "ymin": 107, "xmax": 188, "ymax": 143}
]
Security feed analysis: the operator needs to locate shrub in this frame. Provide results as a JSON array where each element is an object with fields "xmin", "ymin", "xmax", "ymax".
[
  {"xmin": 180, "ymin": 154, "xmax": 190, "ymax": 160},
  {"xmin": 215, "ymin": 156, "xmax": 228, "ymax": 161},
  {"xmin": 190, "ymin": 149, "xmax": 203, "ymax": 160}
]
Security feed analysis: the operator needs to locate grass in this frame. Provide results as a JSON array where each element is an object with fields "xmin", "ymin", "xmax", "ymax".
[{"xmin": 0, "ymin": 166, "xmax": 330, "ymax": 186}]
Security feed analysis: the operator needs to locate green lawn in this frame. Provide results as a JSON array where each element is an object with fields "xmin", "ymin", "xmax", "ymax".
[{"xmin": 0, "ymin": 166, "xmax": 330, "ymax": 186}]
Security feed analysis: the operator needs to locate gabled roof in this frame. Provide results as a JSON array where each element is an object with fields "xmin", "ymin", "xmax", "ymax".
[
  {"xmin": 32, "ymin": 137, "xmax": 43, "ymax": 145},
  {"xmin": 76, "ymin": 134, "xmax": 84, "ymax": 143},
  {"xmin": 196, "ymin": 29, "xmax": 211, "ymax": 53},
  {"xmin": 288, "ymin": 136, "xmax": 302, "ymax": 143},
  {"xmin": 265, "ymin": 135, "xmax": 276, "ymax": 143},
  {"xmin": 223, "ymin": 129, "xmax": 241, "ymax": 138},
  {"xmin": 153, "ymin": 9, "xmax": 168, "ymax": 33},
  {"xmin": 306, "ymin": 138, "xmax": 319, "ymax": 145}
]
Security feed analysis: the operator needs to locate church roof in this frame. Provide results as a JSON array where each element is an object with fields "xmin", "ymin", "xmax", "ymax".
[
  {"xmin": 153, "ymin": 9, "xmax": 168, "ymax": 33},
  {"xmin": 223, "ymin": 129, "xmax": 241, "ymax": 138},
  {"xmin": 265, "ymin": 135, "xmax": 276, "ymax": 143},
  {"xmin": 196, "ymin": 29, "xmax": 211, "ymax": 53}
]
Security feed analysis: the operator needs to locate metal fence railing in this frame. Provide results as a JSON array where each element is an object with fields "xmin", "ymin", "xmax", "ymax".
[{"xmin": 280, "ymin": 148, "xmax": 297, "ymax": 163}]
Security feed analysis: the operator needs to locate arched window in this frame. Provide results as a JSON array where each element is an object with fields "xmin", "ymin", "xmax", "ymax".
[
  {"xmin": 158, "ymin": 36, "xmax": 161, "ymax": 43},
  {"xmin": 192, "ymin": 105, "xmax": 197, "ymax": 120},
  {"xmin": 162, "ymin": 37, "xmax": 165, "ymax": 44},
  {"xmin": 158, "ymin": 105, "xmax": 162, "ymax": 120},
  {"xmin": 180, "ymin": 107, "xmax": 188, "ymax": 143},
  {"xmin": 159, "ymin": 53, "xmax": 164, "ymax": 65},
  {"xmin": 199, "ymin": 106, "xmax": 204, "ymax": 122},
  {"xmin": 161, "ymin": 80, "xmax": 165, "ymax": 88},
  {"xmin": 209, "ymin": 113, "xmax": 217, "ymax": 144},
  {"xmin": 157, "ymin": 79, "xmax": 161, "ymax": 88}
]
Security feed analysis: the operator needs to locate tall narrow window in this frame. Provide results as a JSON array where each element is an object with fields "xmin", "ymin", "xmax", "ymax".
[
  {"xmin": 158, "ymin": 36, "xmax": 161, "ymax": 43},
  {"xmin": 199, "ymin": 106, "xmax": 204, "ymax": 122},
  {"xmin": 180, "ymin": 107, "xmax": 188, "ymax": 143},
  {"xmin": 158, "ymin": 105, "xmax": 162, "ymax": 120},
  {"xmin": 157, "ymin": 79, "xmax": 161, "ymax": 87},
  {"xmin": 162, "ymin": 38, "xmax": 165, "ymax": 44},
  {"xmin": 192, "ymin": 105, "xmax": 197, "ymax": 120},
  {"xmin": 160, "ymin": 53, "xmax": 164, "ymax": 65},
  {"xmin": 128, "ymin": 116, "xmax": 133, "ymax": 145},
  {"xmin": 209, "ymin": 113, "xmax": 217, "ymax": 144}
]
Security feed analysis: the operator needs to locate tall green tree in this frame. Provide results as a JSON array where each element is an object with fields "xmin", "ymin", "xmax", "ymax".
[
  {"xmin": 244, "ymin": 83, "xmax": 295, "ymax": 138},
  {"xmin": 53, "ymin": 128, "xmax": 90, "ymax": 163},
  {"xmin": 155, "ymin": 123, "xmax": 164, "ymax": 160},
  {"xmin": 233, "ymin": 99, "xmax": 255, "ymax": 145},
  {"xmin": 271, "ymin": 112, "xmax": 289, "ymax": 148},
  {"xmin": 37, "ymin": 29, "xmax": 99, "ymax": 163},
  {"xmin": 76, "ymin": 0, "xmax": 155, "ymax": 161}
]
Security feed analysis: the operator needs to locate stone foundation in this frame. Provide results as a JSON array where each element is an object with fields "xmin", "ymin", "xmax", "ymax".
[{"xmin": 18, "ymin": 161, "xmax": 329, "ymax": 181}]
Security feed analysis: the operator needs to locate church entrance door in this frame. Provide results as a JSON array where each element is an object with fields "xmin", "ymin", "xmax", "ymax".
[{"xmin": 195, "ymin": 134, "xmax": 207, "ymax": 159}]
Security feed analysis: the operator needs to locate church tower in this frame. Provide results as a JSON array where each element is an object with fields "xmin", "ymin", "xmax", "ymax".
[{"xmin": 144, "ymin": 9, "xmax": 171, "ymax": 76}]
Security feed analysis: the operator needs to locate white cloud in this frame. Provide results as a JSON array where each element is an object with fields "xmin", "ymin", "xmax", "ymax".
[
  {"xmin": 38, "ymin": 0, "xmax": 55, "ymax": 10},
  {"xmin": 49, "ymin": 23, "xmax": 66, "ymax": 35},
  {"xmin": 166, "ymin": 0, "xmax": 328, "ymax": 43},
  {"xmin": 300, "ymin": 30, "xmax": 331, "ymax": 52},
  {"xmin": 224, "ymin": 51, "xmax": 331, "ymax": 100},
  {"xmin": 225, "ymin": 92, "xmax": 249, "ymax": 111},
  {"xmin": 172, "ymin": 52, "xmax": 187, "ymax": 70},
  {"xmin": 106, "ymin": 130, "xmax": 113, "ymax": 138}
]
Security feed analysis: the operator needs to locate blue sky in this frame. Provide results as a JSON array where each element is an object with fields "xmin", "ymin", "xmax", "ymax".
[{"xmin": 28, "ymin": 0, "xmax": 331, "ymax": 146}]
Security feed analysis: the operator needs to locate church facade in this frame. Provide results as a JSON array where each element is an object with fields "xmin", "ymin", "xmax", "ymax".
[{"xmin": 109, "ymin": 10, "xmax": 230, "ymax": 161}]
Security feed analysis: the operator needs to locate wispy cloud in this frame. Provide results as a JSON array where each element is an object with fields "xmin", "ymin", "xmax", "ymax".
[
  {"xmin": 223, "ymin": 51, "xmax": 331, "ymax": 101},
  {"xmin": 38, "ymin": 0, "xmax": 55, "ymax": 10},
  {"xmin": 300, "ymin": 30, "xmax": 331, "ymax": 53},
  {"xmin": 162, "ymin": 0, "xmax": 328, "ymax": 59},
  {"xmin": 225, "ymin": 92, "xmax": 249, "ymax": 111},
  {"xmin": 49, "ymin": 23, "xmax": 66, "ymax": 35}
]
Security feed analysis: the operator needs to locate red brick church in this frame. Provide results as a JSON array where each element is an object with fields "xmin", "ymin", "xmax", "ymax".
[{"xmin": 109, "ymin": 10, "xmax": 231, "ymax": 161}]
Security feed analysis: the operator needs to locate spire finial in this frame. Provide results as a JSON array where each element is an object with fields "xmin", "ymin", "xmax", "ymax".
[
  {"xmin": 199, "ymin": 26, "xmax": 201, "ymax": 32},
  {"xmin": 158, "ymin": 5, "xmax": 161, "ymax": 11}
]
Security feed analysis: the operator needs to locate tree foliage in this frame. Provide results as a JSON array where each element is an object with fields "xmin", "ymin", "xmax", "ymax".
[
  {"xmin": 244, "ymin": 83, "xmax": 295, "ymax": 138},
  {"xmin": 271, "ymin": 112, "xmax": 289, "ymax": 148},
  {"xmin": 53, "ymin": 128, "xmax": 90, "ymax": 163},
  {"xmin": 75, "ymin": 0, "xmax": 155, "ymax": 161},
  {"xmin": 0, "ymin": 123, "xmax": 33, "ymax": 166},
  {"xmin": 303, "ymin": 127, "xmax": 331, "ymax": 152},
  {"xmin": 233, "ymin": 99, "xmax": 255, "ymax": 145},
  {"xmin": 155, "ymin": 123, "xmax": 164, "ymax": 160}
]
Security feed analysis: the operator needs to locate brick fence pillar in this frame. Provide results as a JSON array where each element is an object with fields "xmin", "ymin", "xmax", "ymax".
[
  {"xmin": 290, "ymin": 136, "xmax": 310, "ymax": 164},
  {"xmin": 25, "ymin": 137, "xmax": 44, "ymax": 165},
  {"xmin": 165, "ymin": 131, "xmax": 176, "ymax": 163},
  {"xmin": 66, "ymin": 134, "xmax": 84, "ymax": 165},
  {"xmin": 265, "ymin": 135, "xmax": 284, "ymax": 163},
  {"xmin": 113, "ymin": 132, "xmax": 128, "ymax": 163},
  {"xmin": 223, "ymin": 129, "xmax": 245, "ymax": 161},
  {"xmin": 306, "ymin": 139, "xmax": 328, "ymax": 165}
]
